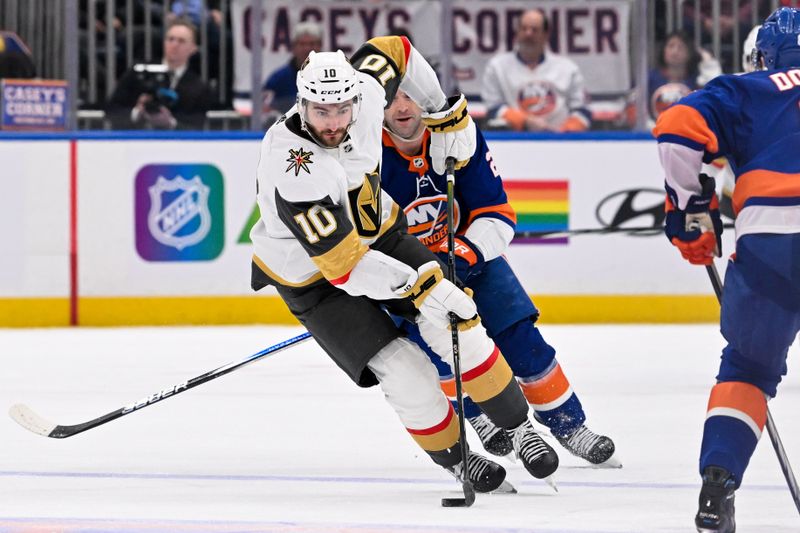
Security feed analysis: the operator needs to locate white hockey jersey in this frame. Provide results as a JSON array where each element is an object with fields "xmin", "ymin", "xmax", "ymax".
[
  {"xmin": 481, "ymin": 50, "xmax": 590, "ymax": 131},
  {"xmin": 250, "ymin": 37, "xmax": 447, "ymax": 287}
]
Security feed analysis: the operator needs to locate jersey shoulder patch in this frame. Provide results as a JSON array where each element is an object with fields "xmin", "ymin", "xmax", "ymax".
[{"xmin": 285, "ymin": 146, "xmax": 315, "ymax": 176}]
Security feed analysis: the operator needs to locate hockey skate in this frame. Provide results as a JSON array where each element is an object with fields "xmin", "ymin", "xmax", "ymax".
[
  {"xmin": 556, "ymin": 424, "xmax": 620, "ymax": 467},
  {"xmin": 695, "ymin": 466, "xmax": 736, "ymax": 533},
  {"xmin": 507, "ymin": 419, "xmax": 559, "ymax": 488},
  {"xmin": 468, "ymin": 413, "xmax": 514, "ymax": 457},
  {"xmin": 445, "ymin": 451, "xmax": 515, "ymax": 493}
]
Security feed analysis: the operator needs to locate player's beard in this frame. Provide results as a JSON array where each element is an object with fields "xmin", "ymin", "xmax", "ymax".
[{"xmin": 309, "ymin": 125, "xmax": 348, "ymax": 147}]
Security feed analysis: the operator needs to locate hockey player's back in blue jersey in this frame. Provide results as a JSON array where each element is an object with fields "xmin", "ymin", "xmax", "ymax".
[
  {"xmin": 656, "ymin": 68, "xmax": 800, "ymax": 234},
  {"xmin": 654, "ymin": 8, "xmax": 800, "ymax": 532},
  {"xmin": 380, "ymin": 90, "xmax": 618, "ymax": 467}
]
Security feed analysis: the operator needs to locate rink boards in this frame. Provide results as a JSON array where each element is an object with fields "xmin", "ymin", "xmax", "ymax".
[{"xmin": 0, "ymin": 132, "xmax": 728, "ymax": 326}]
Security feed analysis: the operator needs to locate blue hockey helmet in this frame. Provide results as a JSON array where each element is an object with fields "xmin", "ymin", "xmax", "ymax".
[{"xmin": 754, "ymin": 7, "xmax": 800, "ymax": 70}]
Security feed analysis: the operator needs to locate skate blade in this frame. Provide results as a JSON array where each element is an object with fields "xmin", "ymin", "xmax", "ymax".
[
  {"xmin": 490, "ymin": 480, "xmax": 518, "ymax": 494},
  {"xmin": 594, "ymin": 453, "xmax": 623, "ymax": 469},
  {"xmin": 543, "ymin": 475, "xmax": 558, "ymax": 492}
]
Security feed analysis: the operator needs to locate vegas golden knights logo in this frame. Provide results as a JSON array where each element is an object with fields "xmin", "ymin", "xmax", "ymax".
[{"xmin": 348, "ymin": 167, "xmax": 382, "ymax": 237}]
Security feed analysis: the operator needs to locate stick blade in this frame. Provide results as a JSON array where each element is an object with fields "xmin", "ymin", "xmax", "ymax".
[{"xmin": 9, "ymin": 403, "xmax": 57, "ymax": 437}]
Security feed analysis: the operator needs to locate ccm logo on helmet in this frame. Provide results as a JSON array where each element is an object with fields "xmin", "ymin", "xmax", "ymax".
[{"xmin": 321, "ymin": 90, "xmax": 342, "ymax": 94}]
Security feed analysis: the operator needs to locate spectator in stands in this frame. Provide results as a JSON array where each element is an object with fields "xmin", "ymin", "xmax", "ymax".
[
  {"xmin": 79, "ymin": 0, "xmax": 166, "ymax": 101},
  {"xmin": 107, "ymin": 17, "xmax": 212, "ymax": 130},
  {"xmin": 481, "ymin": 8, "xmax": 590, "ymax": 132},
  {"xmin": 648, "ymin": 30, "xmax": 721, "ymax": 124},
  {"xmin": 681, "ymin": 0, "xmax": 760, "ymax": 71},
  {"xmin": 0, "ymin": 32, "xmax": 35, "ymax": 79},
  {"xmin": 261, "ymin": 21, "xmax": 323, "ymax": 115},
  {"xmin": 167, "ymin": 0, "xmax": 226, "ymax": 82}
]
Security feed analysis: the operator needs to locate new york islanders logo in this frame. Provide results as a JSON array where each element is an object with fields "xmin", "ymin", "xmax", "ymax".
[
  {"xmin": 650, "ymin": 82, "xmax": 692, "ymax": 118},
  {"xmin": 403, "ymin": 175, "xmax": 460, "ymax": 248},
  {"xmin": 518, "ymin": 80, "xmax": 557, "ymax": 116},
  {"xmin": 286, "ymin": 147, "xmax": 313, "ymax": 176}
]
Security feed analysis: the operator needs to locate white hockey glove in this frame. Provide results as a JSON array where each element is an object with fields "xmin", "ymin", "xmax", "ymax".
[
  {"xmin": 396, "ymin": 261, "xmax": 477, "ymax": 330},
  {"xmin": 422, "ymin": 94, "xmax": 477, "ymax": 175},
  {"xmin": 334, "ymin": 249, "xmax": 417, "ymax": 301}
]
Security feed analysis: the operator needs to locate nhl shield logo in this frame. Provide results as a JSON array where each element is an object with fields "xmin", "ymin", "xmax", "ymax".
[
  {"xmin": 147, "ymin": 175, "xmax": 212, "ymax": 250},
  {"xmin": 135, "ymin": 164, "xmax": 225, "ymax": 261}
]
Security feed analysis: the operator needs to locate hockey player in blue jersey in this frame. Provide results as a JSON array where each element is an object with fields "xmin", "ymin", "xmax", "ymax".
[
  {"xmin": 654, "ymin": 8, "xmax": 800, "ymax": 532},
  {"xmin": 380, "ymin": 89, "xmax": 618, "ymax": 467}
]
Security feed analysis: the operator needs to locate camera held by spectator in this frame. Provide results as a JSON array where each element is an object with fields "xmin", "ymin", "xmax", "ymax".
[
  {"xmin": 132, "ymin": 64, "xmax": 179, "ymax": 114},
  {"xmin": 107, "ymin": 18, "xmax": 212, "ymax": 130}
]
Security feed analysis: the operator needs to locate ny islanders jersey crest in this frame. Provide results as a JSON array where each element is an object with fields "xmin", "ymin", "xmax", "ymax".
[{"xmin": 403, "ymin": 174, "xmax": 461, "ymax": 249}]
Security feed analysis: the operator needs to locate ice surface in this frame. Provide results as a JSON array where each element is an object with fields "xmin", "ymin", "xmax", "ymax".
[{"xmin": 0, "ymin": 324, "xmax": 797, "ymax": 532}]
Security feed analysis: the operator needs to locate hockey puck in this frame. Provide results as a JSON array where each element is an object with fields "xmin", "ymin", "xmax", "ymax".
[{"xmin": 441, "ymin": 497, "xmax": 468, "ymax": 507}]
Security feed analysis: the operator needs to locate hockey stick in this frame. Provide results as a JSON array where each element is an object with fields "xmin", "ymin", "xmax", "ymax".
[
  {"xmin": 9, "ymin": 332, "xmax": 313, "ymax": 439},
  {"xmin": 515, "ymin": 222, "xmax": 735, "ymax": 239},
  {"xmin": 440, "ymin": 157, "xmax": 476, "ymax": 508},
  {"xmin": 704, "ymin": 263, "xmax": 800, "ymax": 515}
]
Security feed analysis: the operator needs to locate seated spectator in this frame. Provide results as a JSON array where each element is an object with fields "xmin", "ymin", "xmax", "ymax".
[
  {"xmin": 168, "ymin": 0, "xmax": 225, "ymax": 78},
  {"xmin": 262, "ymin": 21, "xmax": 323, "ymax": 115},
  {"xmin": 648, "ymin": 31, "xmax": 721, "ymax": 124},
  {"xmin": 106, "ymin": 17, "xmax": 212, "ymax": 130},
  {"xmin": 481, "ymin": 8, "xmax": 590, "ymax": 132},
  {"xmin": 0, "ymin": 32, "xmax": 35, "ymax": 79}
]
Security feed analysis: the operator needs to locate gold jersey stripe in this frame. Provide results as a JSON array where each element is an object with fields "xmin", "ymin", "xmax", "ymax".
[
  {"xmin": 252, "ymin": 254, "xmax": 324, "ymax": 287},
  {"xmin": 366, "ymin": 36, "xmax": 408, "ymax": 76},
  {"xmin": 408, "ymin": 414, "xmax": 460, "ymax": 452},
  {"xmin": 312, "ymin": 229, "xmax": 368, "ymax": 281},
  {"xmin": 463, "ymin": 353, "xmax": 515, "ymax": 403}
]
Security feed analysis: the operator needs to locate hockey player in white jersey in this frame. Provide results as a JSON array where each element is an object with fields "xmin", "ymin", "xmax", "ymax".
[{"xmin": 249, "ymin": 36, "xmax": 559, "ymax": 492}]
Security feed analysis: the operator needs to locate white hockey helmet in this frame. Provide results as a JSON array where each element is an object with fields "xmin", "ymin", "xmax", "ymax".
[
  {"xmin": 297, "ymin": 50, "xmax": 359, "ymax": 104},
  {"xmin": 296, "ymin": 50, "xmax": 361, "ymax": 143}
]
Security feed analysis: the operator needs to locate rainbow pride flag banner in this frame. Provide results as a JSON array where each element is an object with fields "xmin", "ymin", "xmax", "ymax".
[{"xmin": 505, "ymin": 180, "xmax": 569, "ymax": 244}]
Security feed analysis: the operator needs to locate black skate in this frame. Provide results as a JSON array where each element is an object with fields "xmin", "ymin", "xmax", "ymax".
[
  {"xmin": 446, "ymin": 451, "xmax": 508, "ymax": 493},
  {"xmin": 556, "ymin": 424, "xmax": 619, "ymax": 466},
  {"xmin": 695, "ymin": 466, "xmax": 736, "ymax": 532},
  {"xmin": 507, "ymin": 420, "xmax": 559, "ymax": 480},
  {"xmin": 468, "ymin": 413, "xmax": 513, "ymax": 457}
]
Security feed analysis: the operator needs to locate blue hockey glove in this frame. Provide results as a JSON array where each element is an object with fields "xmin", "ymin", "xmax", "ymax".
[
  {"xmin": 664, "ymin": 174, "xmax": 723, "ymax": 266},
  {"xmin": 436, "ymin": 235, "xmax": 485, "ymax": 282}
]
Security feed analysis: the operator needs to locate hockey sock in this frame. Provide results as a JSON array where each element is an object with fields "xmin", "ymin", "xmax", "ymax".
[
  {"xmin": 518, "ymin": 359, "xmax": 586, "ymax": 438},
  {"xmin": 406, "ymin": 404, "xmax": 463, "ymax": 468},
  {"xmin": 462, "ymin": 346, "xmax": 529, "ymax": 429},
  {"xmin": 700, "ymin": 381, "xmax": 767, "ymax": 486}
]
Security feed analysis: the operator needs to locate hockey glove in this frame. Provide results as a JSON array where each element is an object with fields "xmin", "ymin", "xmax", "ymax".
[
  {"xmin": 397, "ymin": 261, "xmax": 478, "ymax": 330},
  {"xmin": 422, "ymin": 94, "xmax": 477, "ymax": 175},
  {"xmin": 435, "ymin": 236, "xmax": 485, "ymax": 283},
  {"xmin": 664, "ymin": 174, "xmax": 723, "ymax": 266}
]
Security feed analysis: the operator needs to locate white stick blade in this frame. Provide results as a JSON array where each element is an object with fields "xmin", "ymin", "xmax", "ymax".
[{"xmin": 9, "ymin": 403, "xmax": 56, "ymax": 437}]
